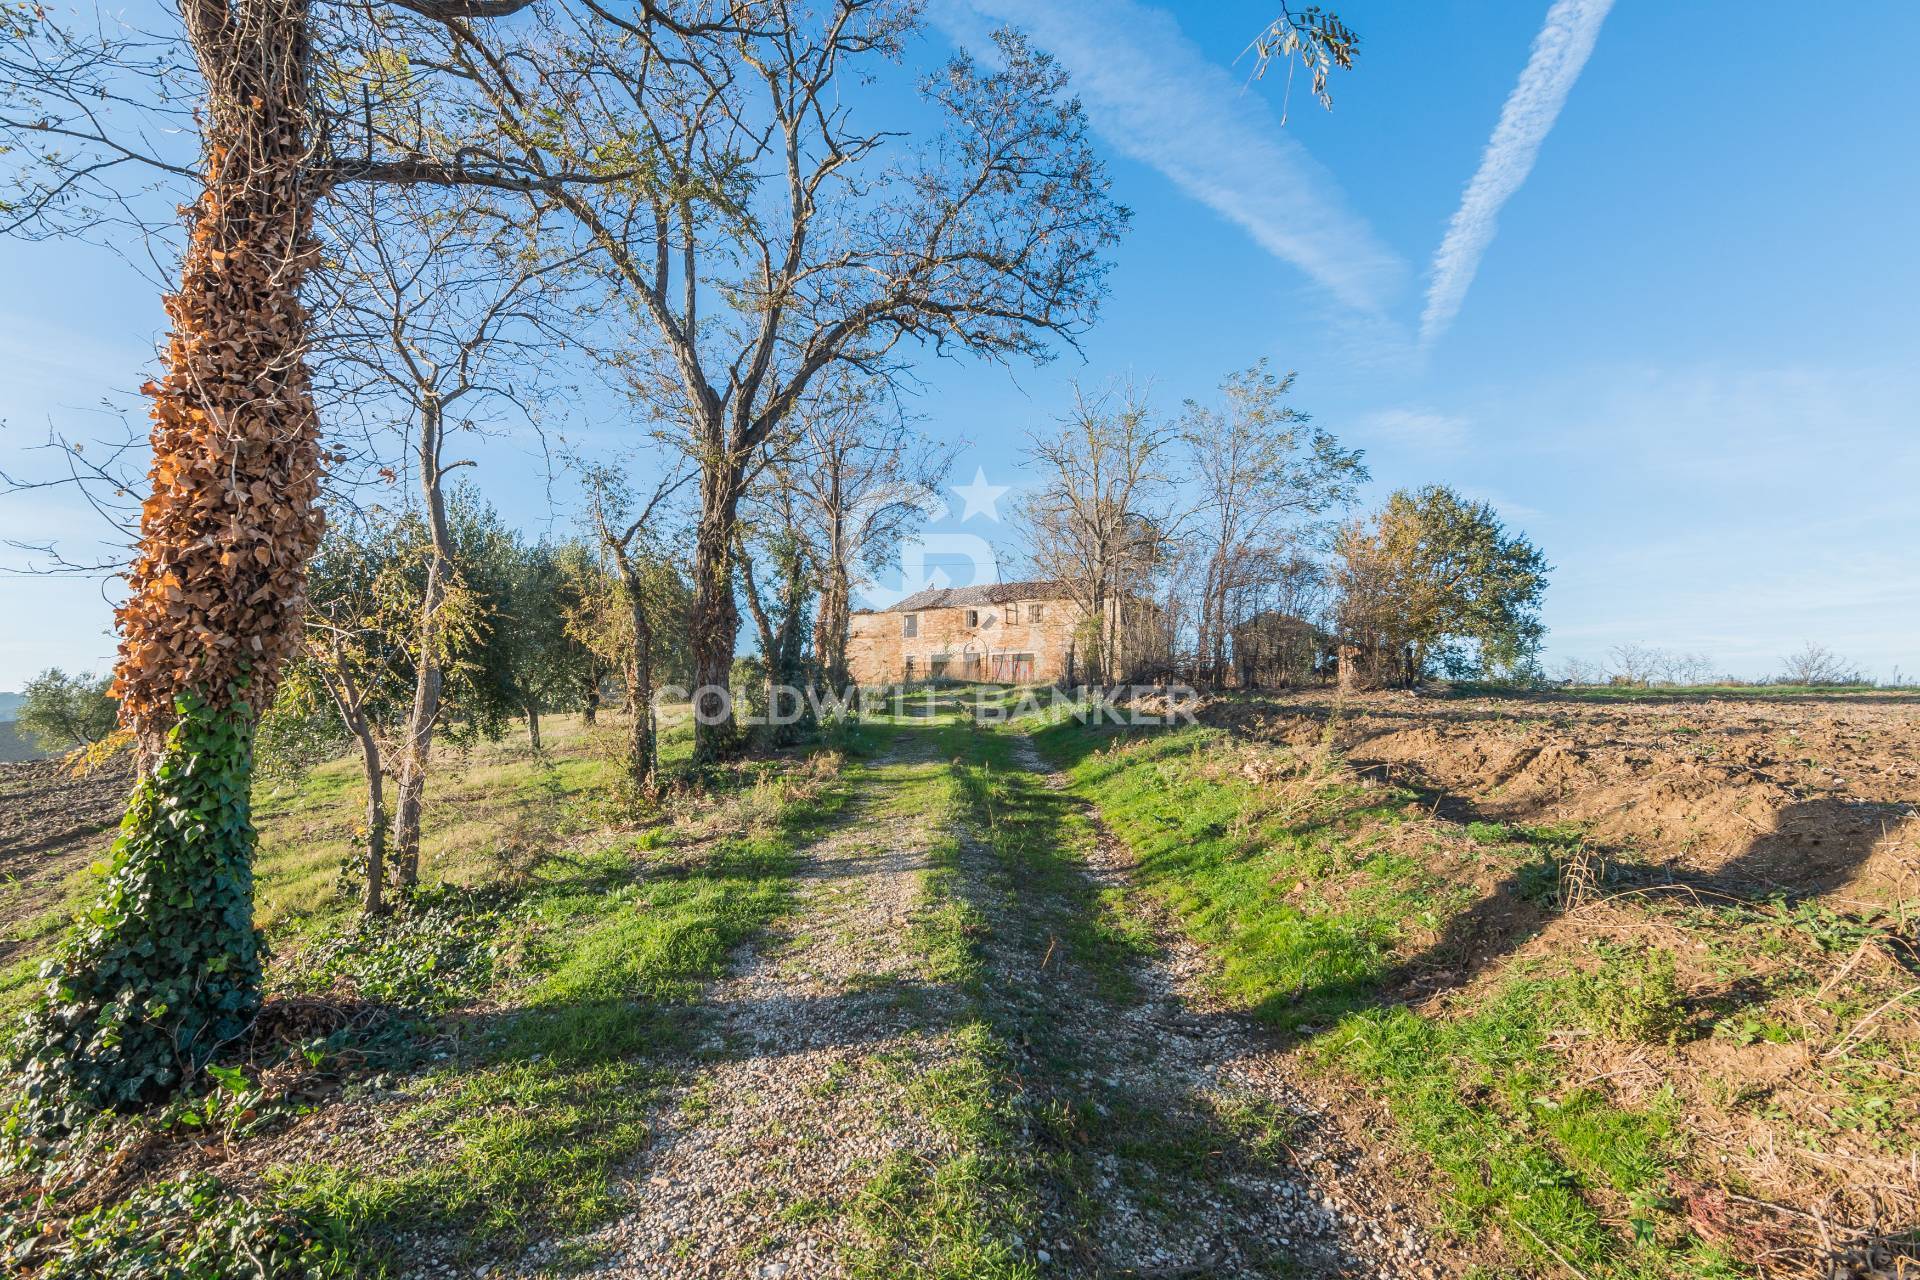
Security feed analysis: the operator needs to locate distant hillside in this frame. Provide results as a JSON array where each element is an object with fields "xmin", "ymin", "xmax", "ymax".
[
  {"xmin": 0, "ymin": 692, "xmax": 42, "ymax": 761},
  {"xmin": 0, "ymin": 720, "xmax": 39, "ymax": 763}
]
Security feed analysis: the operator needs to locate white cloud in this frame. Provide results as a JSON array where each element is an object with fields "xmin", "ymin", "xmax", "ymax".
[
  {"xmin": 1420, "ymin": 0, "xmax": 1613, "ymax": 346},
  {"xmin": 933, "ymin": 0, "xmax": 1404, "ymax": 313},
  {"xmin": 1454, "ymin": 486, "xmax": 1546, "ymax": 526},
  {"xmin": 1514, "ymin": 361, "xmax": 1920, "ymax": 680},
  {"xmin": 1355, "ymin": 407, "xmax": 1469, "ymax": 451}
]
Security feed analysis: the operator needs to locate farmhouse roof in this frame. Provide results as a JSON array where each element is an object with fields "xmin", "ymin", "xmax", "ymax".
[{"xmin": 885, "ymin": 579, "xmax": 1066, "ymax": 613}]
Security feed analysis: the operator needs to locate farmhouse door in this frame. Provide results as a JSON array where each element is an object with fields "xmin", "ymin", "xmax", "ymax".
[{"xmin": 991, "ymin": 652, "xmax": 1036, "ymax": 683}]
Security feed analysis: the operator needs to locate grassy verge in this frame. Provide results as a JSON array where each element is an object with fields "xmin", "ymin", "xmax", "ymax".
[
  {"xmin": 6, "ymin": 715, "xmax": 850, "ymax": 1277},
  {"xmin": 274, "ymin": 747, "xmax": 852, "ymax": 1270},
  {"xmin": 0, "ymin": 713, "xmax": 652, "ymax": 1018},
  {"xmin": 1030, "ymin": 716, "xmax": 1750, "ymax": 1278}
]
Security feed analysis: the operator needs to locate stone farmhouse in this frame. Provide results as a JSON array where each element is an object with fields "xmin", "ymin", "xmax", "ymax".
[{"xmin": 846, "ymin": 580, "xmax": 1085, "ymax": 686}]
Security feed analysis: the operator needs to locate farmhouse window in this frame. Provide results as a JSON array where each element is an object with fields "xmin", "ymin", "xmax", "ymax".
[
  {"xmin": 902, "ymin": 613, "xmax": 918, "ymax": 637},
  {"xmin": 965, "ymin": 608, "xmax": 979, "ymax": 627},
  {"xmin": 1027, "ymin": 603, "xmax": 1044, "ymax": 622}
]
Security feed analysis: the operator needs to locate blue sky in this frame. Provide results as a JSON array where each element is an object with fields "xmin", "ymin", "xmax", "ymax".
[{"xmin": 4, "ymin": 0, "xmax": 1918, "ymax": 687}]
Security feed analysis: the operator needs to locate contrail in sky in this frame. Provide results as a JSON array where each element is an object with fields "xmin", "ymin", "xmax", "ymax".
[
  {"xmin": 1421, "ymin": 0, "xmax": 1614, "ymax": 346},
  {"xmin": 932, "ymin": 0, "xmax": 1405, "ymax": 314}
]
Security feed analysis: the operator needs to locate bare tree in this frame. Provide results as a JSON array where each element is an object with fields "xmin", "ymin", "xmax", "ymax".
[
  {"xmin": 313, "ymin": 183, "xmax": 579, "ymax": 886},
  {"xmin": 1779, "ymin": 642, "xmax": 1859, "ymax": 687},
  {"xmin": 1605, "ymin": 642, "xmax": 1662, "ymax": 687},
  {"xmin": 1666, "ymin": 651, "xmax": 1716, "ymax": 686},
  {"xmin": 420, "ymin": 5, "xmax": 1125, "ymax": 759},
  {"xmin": 1019, "ymin": 382, "xmax": 1178, "ymax": 685},
  {"xmin": 586, "ymin": 465, "xmax": 693, "ymax": 800},
  {"xmin": 1179, "ymin": 361, "xmax": 1364, "ymax": 685},
  {"xmin": 1553, "ymin": 656, "xmax": 1601, "ymax": 686},
  {"xmin": 735, "ymin": 476, "xmax": 816, "ymax": 747},
  {"xmin": 1227, "ymin": 542, "xmax": 1334, "ymax": 688},
  {"xmin": 312, "ymin": 627, "xmax": 391, "ymax": 911},
  {"xmin": 781, "ymin": 377, "xmax": 949, "ymax": 692}
]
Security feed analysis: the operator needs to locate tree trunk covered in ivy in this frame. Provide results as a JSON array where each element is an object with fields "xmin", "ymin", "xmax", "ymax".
[
  {"xmin": 815, "ymin": 559, "xmax": 851, "ymax": 695},
  {"xmin": 737, "ymin": 532, "xmax": 814, "ymax": 749},
  {"xmin": 611, "ymin": 549, "xmax": 659, "ymax": 800},
  {"xmin": 17, "ymin": 0, "xmax": 321, "ymax": 1125}
]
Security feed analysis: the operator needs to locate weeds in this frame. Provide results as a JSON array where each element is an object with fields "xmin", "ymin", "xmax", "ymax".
[{"xmin": 1572, "ymin": 945, "xmax": 1693, "ymax": 1046}]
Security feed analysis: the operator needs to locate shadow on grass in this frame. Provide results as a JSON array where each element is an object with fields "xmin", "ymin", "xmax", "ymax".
[
  {"xmin": 1022, "ymin": 710, "xmax": 1920, "ymax": 1272},
  {"xmin": 927, "ymin": 719, "xmax": 1394, "ymax": 1276},
  {"xmin": 272, "ymin": 746, "xmax": 881, "ymax": 1270}
]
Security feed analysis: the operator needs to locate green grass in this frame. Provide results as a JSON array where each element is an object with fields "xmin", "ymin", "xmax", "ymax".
[
  {"xmin": 274, "ymin": 753, "xmax": 851, "ymax": 1269},
  {"xmin": 1028, "ymin": 716, "xmax": 1739, "ymax": 1278},
  {"xmin": 853, "ymin": 710, "xmax": 1343, "ymax": 1277},
  {"xmin": 1030, "ymin": 722, "xmax": 1432, "ymax": 1029},
  {"xmin": 0, "ymin": 710, "xmax": 846, "ymax": 1278},
  {"xmin": 1, "ymin": 714, "xmax": 659, "ymax": 1024},
  {"xmin": 846, "ymin": 1022, "xmax": 1039, "ymax": 1280},
  {"xmin": 836, "ymin": 710, "xmax": 1041, "ymax": 1279},
  {"xmin": 252, "ymin": 713, "xmax": 657, "ymax": 931}
]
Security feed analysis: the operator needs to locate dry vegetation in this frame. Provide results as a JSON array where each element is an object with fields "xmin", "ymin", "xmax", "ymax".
[{"xmin": 1087, "ymin": 686, "xmax": 1920, "ymax": 1274}]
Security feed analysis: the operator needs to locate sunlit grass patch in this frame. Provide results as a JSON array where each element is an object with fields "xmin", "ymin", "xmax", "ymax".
[
  {"xmin": 1032, "ymin": 716, "xmax": 1749, "ymax": 1276},
  {"xmin": 265, "ymin": 735, "xmax": 853, "ymax": 1269}
]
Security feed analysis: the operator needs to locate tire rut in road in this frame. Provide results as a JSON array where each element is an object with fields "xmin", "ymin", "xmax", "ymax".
[
  {"xmin": 940, "ymin": 731, "xmax": 1445, "ymax": 1279},
  {"xmin": 531, "ymin": 738, "xmax": 971, "ymax": 1279}
]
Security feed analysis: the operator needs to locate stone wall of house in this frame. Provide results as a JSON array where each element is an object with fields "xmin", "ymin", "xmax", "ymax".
[{"xmin": 846, "ymin": 597, "xmax": 1085, "ymax": 685}]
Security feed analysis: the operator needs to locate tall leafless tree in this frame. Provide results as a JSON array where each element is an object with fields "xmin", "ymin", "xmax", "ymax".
[
  {"xmin": 735, "ymin": 474, "xmax": 816, "ymax": 746},
  {"xmin": 1178, "ymin": 361, "xmax": 1364, "ymax": 684},
  {"xmin": 312, "ymin": 183, "xmax": 580, "ymax": 885},
  {"xmin": 586, "ymin": 463, "xmax": 692, "ymax": 800},
  {"xmin": 779, "ymin": 376, "xmax": 948, "ymax": 692},
  {"xmin": 1018, "ymin": 382, "xmax": 1178, "ymax": 685},
  {"xmin": 414, "ymin": 4, "xmax": 1125, "ymax": 759}
]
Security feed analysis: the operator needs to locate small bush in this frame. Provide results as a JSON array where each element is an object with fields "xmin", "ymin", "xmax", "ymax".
[
  {"xmin": 297, "ymin": 885, "xmax": 507, "ymax": 1011},
  {"xmin": 1571, "ymin": 945, "xmax": 1691, "ymax": 1046}
]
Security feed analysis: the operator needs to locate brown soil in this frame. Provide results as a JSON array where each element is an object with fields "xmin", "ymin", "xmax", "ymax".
[
  {"xmin": 0, "ymin": 756, "xmax": 132, "ymax": 960},
  {"xmin": 1202, "ymin": 689, "xmax": 1920, "ymax": 1275},
  {"xmin": 1208, "ymin": 688, "xmax": 1920, "ymax": 905}
]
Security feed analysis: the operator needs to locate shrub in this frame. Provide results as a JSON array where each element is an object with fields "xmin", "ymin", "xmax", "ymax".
[
  {"xmin": 1571, "ymin": 945, "xmax": 1691, "ymax": 1046},
  {"xmin": 0, "ymin": 1175, "xmax": 340, "ymax": 1279},
  {"xmin": 297, "ymin": 885, "xmax": 506, "ymax": 1011}
]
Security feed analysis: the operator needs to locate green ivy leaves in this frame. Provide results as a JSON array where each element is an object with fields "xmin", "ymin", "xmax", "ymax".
[{"xmin": 10, "ymin": 693, "xmax": 265, "ymax": 1133}]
